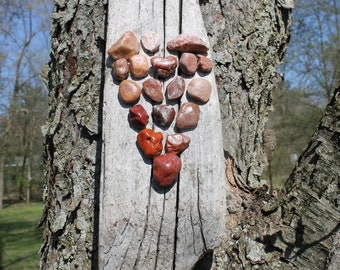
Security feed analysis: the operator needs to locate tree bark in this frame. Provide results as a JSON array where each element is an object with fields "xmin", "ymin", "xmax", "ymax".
[{"xmin": 41, "ymin": 0, "xmax": 339, "ymax": 269}]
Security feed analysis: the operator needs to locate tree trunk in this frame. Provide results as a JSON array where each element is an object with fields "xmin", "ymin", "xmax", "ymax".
[{"xmin": 41, "ymin": 0, "xmax": 339, "ymax": 269}]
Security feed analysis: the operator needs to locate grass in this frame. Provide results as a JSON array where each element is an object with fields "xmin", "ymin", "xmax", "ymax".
[{"xmin": 0, "ymin": 202, "xmax": 44, "ymax": 270}]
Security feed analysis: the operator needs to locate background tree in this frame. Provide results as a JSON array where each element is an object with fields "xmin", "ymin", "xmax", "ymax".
[
  {"xmin": 284, "ymin": 0, "xmax": 340, "ymax": 102},
  {"xmin": 0, "ymin": 0, "xmax": 52, "ymax": 208}
]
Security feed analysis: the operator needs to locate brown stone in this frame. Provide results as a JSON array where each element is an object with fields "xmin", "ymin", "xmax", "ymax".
[
  {"xmin": 153, "ymin": 153, "xmax": 181, "ymax": 187},
  {"xmin": 187, "ymin": 78, "xmax": 212, "ymax": 103},
  {"xmin": 112, "ymin": 58, "xmax": 129, "ymax": 81},
  {"xmin": 141, "ymin": 31, "xmax": 160, "ymax": 53},
  {"xmin": 152, "ymin": 105, "xmax": 176, "ymax": 128},
  {"xmin": 179, "ymin": 52, "xmax": 198, "ymax": 75},
  {"xmin": 142, "ymin": 78, "xmax": 163, "ymax": 103},
  {"xmin": 119, "ymin": 80, "xmax": 142, "ymax": 104},
  {"xmin": 176, "ymin": 102, "xmax": 200, "ymax": 130},
  {"xmin": 137, "ymin": 128, "xmax": 163, "ymax": 158},
  {"xmin": 197, "ymin": 54, "xmax": 213, "ymax": 73},
  {"xmin": 166, "ymin": 76, "xmax": 186, "ymax": 101},
  {"xmin": 129, "ymin": 54, "xmax": 149, "ymax": 79},
  {"xmin": 107, "ymin": 31, "xmax": 140, "ymax": 60},
  {"xmin": 165, "ymin": 133, "xmax": 191, "ymax": 155},
  {"xmin": 129, "ymin": 104, "xmax": 149, "ymax": 130},
  {"xmin": 151, "ymin": 55, "xmax": 178, "ymax": 78},
  {"xmin": 167, "ymin": 33, "xmax": 209, "ymax": 53}
]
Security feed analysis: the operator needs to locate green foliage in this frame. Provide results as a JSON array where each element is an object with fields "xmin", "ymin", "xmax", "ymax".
[
  {"xmin": 264, "ymin": 82, "xmax": 324, "ymax": 187},
  {"xmin": 0, "ymin": 203, "xmax": 44, "ymax": 270}
]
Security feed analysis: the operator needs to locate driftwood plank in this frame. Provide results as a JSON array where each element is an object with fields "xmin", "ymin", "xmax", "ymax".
[{"xmin": 99, "ymin": 0, "xmax": 226, "ymax": 269}]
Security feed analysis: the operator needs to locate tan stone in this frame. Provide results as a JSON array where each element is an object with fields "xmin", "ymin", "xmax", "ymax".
[
  {"xmin": 107, "ymin": 31, "xmax": 140, "ymax": 60},
  {"xmin": 119, "ymin": 79, "xmax": 141, "ymax": 104},
  {"xmin": 187, "ymin": 78, "xmax": 212, "ymax": 103},
  {"xmin": 129, "ymin": 54, "xmax": 149, "ymax": 79}
]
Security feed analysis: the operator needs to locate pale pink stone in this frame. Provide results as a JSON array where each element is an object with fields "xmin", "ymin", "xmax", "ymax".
[
  {"xmin": 167, "ymin": 33, "xmax": 209, "ymax": 53},
  {"xmin": 187, "ymin": 78, "xmax": 212, "ymax": 103},
  {"xmin": 141, "ymin": 31, "xmax": 160, "ymax": 53}
]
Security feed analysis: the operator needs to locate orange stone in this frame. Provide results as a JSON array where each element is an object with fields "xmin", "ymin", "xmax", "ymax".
[
  {"xmin": 107, "ymin": 31, "xmax": 140, "ymax": 60},
  {"xmin": 137, "ymin": 128, "xmax": 163, "ymax": 158},
  {"xmin": 119, "ymin": 80, "xmax": 142, "ymax": 104},
  {"xmin": 129, "ymin": 54, "xmax": 149, "ymax": 79},
  {"xmin": 153, "ymin": 153, "xmax": 181, "ymax": 187}
]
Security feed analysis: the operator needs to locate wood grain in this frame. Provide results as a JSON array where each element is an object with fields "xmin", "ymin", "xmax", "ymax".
[{"xmin": 99, "ymin": 1, "xmax": 226, "ymax": 269}]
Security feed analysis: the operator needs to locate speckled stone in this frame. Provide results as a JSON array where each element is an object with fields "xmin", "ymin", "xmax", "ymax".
[
  {"xmin": 197, "ymin": 54, "xmax": 213, "ymax": 73},
  {"xmin": 141, "ymin": 31, "xmax": 160, "ymax": 53},
  {"xmin": 167, "ymin": 33, "xmax": 209, "ymax": 53},
  {"xmin": 166, "ymin": 76, "xmax": 186, "ymax": 101},
  {"xmin": 153, "ymin": 153, "xmax": 181, "ymax": 187},
  {"xmin": 151, "ymin": 55, "xmax": 178, "ymax": 78},
  {"xmin": 129, "ymin": 104, "xmax": 149, "ymax": 129},
  {"xmin": 152, "ymin": 105, "xmax": 176, "ymax": 128},
  {"xmin": 107, "ymin": 31, "xmax": 140, "ymax": 60},
  {"xmin": 165, "ymin": 133, "xmax": 191, "ymax": 155},
  {"xmin": 129, "ymin": 54, "xmax": 149, "ymax": 79},
  {"xmin": 176, "ymin": 102, "xmax": 200, "ymax": 130},
  {"xmin": 187, "ymin": 78, "xmax": 212, "ymax": 103},
  {"xmin": 142, "ymin": 78, "xmax": 163, "ymax": 103},
  {"xmin": 112, "ymin": 58, "xmax": 129, "ymax": 81},
  {"xmin": 179, "ymin": 52, "xmax": 198, "ymax": 75},
  {"xmin": 119, "ymin": 80, "xmax": 142, "ymax": 104},
  {"xmin": 137, "ymin": 128, "xmax": 163, "ymax": 158}
]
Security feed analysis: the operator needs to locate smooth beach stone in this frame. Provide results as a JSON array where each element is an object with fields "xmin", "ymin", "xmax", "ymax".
[
  {"xmin": 153, "ymin": 153, "xmax": 182, "ymax": 187},
  {"xmin": 141, "ymin": 31, "xmax": 160, "ymax": 53},
  {"xmin": 152, "ymin": 105, "xmax": 176, "ymax": 128},
  {"xmin": 197, "ymin": 54, "xmax": 213, "ymax": 73},
  {"xmin": 151, "ymin": 55, "xmax": 178, "ymax": 78},
  {"xmin": 187, "ymin": 78, "xmax": 212, "ymax": 103},
  {"xmin": 176, "ymin": 102, "xmax": 200, "ymax": 130},
  {"xmin": 129, "ymin": 54, "xmax": 149, "ymax": 79},
  {"xmin": 107, "ymin": 31, "xmax": 140, "ymax": 60},
  {"xmin": 142, "ymin": 78, "xmax": 163, "ymax": 103},
  {"xmin": 137, "ymin": 128, "xmax": 163, "ymax": 158},
  {"xmin": 129, "ymin": 104, "xmax": 149, "ymax": 130},
  {"xmin": 167, "ymin": 33, "xmax": 209, "ymax": 53},
  {"xmin": 179, "ymin": 52, "xmax": 198, "ymax": 75},
  {"xmin": 165, "ymin": 133, "xmax": 191, "ymax": 155},
  {"xmin": 119, "ymin": 80, "xmax": 142, "ymax": 104},
  {"xmin": 112, "ymin": 58, "xmax": 129, "ymax": 81},
  {"xmin": 166, "ymin": 76, "xmax": 185, "ymax": 101}
]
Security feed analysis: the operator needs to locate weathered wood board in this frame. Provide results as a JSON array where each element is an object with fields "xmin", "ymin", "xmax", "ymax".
[{"xmin": 99, "ymin": 0, "xmax": 227, "ymax": 269}]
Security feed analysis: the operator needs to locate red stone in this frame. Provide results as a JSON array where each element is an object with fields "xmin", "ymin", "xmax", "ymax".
[
  {"xmin": 152, "ymin": 105, "xmax": 175, "ymax": 128},
  {"xmin": 151, "ymin": 55, "xmax": 178, "ymax": 78},
  {"xmin": 129, "ymin": 54, "xmax": 149, "ymax": 79},
  {"xmin": 176, "ymin": 102, "xmax": 200, "ymax": 130},
  {"xmin": 166, "ymin": 133, "xmax": 191, "ymax": 155},
  {"xmin": 119, "ymin": 80, "xmax": 142, "ymax": 104},
  {"xmin": 137, "ymin": 128, "xmax": 163, "ymax": 158},
  {"xmin": 187, "ymin": 78, "xmax": 212, "ymax": 103},
  {"xmin": 166, "ymin": 76, "xmax": 186, "ymax": 101},
  {"xmin": 129, "ymin": 104, "xmax": 149, "ymax": 129},
  {"xmin": 112, "ymin": 58, "xmax": 129, "ymax": 81},
  {"xmin": 197, "ymin": 54, "xmax": 213, "ymax": 73},
  {"xmin": 142, "ymin": 78, "xmax": 164, "ymax": 103},
  {"xmin": 179, "ymin": 52, "xmax": 198, "ymax": 75},
  {"xmin": 153, "ymin": 153, "xmax": 182, "ymax": 187},
  {"xmin": 107, "ymin": 31, "xmax": 140, "ymax": 60},
  {"xmin": 167, "ymin": 33, "xmax": 209, "ymax": 53}
]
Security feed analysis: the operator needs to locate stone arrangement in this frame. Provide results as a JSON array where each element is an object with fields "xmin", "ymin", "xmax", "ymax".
[{"xmin": 108, "ymin": 31, "xmax": 213, "ymax": 188}]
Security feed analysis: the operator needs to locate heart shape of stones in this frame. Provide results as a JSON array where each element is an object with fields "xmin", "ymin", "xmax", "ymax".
[{"xmin": 108, "ymin": 31, "xmax": 213, "ymax": 188}]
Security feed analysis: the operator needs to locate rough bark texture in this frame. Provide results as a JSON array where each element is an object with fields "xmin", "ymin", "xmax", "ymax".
[{"xmin": 40, "ymin": 0, "xmax": 106, "ymax": 269}]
